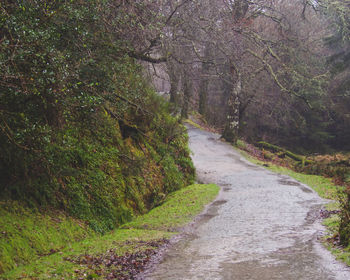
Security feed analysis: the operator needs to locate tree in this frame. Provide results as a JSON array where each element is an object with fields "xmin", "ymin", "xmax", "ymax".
[
  {"xmin": 0, "ymin": 0, "xmax": 195, "ymax": 233},
  {"xmin": 320, "ymin": 0, "xmax": 350, "ymax": 150}
]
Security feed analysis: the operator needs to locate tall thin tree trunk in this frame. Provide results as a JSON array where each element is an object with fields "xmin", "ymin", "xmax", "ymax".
[
  {"xmin": 222, "ymin": 73, "xmax": 241, "ymax": 144},
  {"xmin": 198, "ymin": 79, "xmax": 208, "ymax": 116},
  {"xmin": 199, "ymin": 44, "xmax": 211, "ymax": 116},
  {"xmin": 181, "ymin": 72, "xmax": 191, "ymax": 119},
  {"xmin": 169, "ymin": 72, "xmax": 179, "ymax": 104}
]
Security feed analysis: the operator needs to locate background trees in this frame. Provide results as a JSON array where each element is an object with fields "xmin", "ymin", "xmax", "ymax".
[
  {"xmin": 147, "ymin": 0, "xmax": 348, "ymax": 153},
  {"xmin": 320, "ymin": 0, "xmax": 350, "ymax": 150},
  {"xmin": 146, "ymin": 0, "xmax": 350, "ymax": 246}
]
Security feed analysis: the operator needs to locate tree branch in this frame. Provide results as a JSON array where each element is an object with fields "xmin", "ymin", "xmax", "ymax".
[{"xmin": 127, "ymin": 51, "xmax": 168, "ymax": 63}]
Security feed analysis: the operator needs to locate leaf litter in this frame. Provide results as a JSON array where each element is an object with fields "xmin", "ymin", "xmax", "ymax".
[{"xmin": 63, "ymin": 239, "xmax": 169, "ymax": 279}]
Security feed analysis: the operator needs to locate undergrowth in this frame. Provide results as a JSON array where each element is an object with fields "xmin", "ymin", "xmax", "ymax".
[
  {"xmin": 1, "ymin": 184, "xmax": 219, "ymax": 279},
  {"xmin": 0, "ymin": 1, "xmax": 195, "ymax": 243},
  {"xmin": 0, "ymin": 96, "xmax": 196, "ymax": 274},
  {"xmin": 0, "ymin": 201, "xmax": 94, "ymax": 274}
]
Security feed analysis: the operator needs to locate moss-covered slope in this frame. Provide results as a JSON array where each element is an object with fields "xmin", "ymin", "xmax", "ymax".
[
  {"xmin": 0, "ymin": 2, "xmax": 195, "ymax": 274},
  {"xmin": 1, "ymin": 184, "xmax": 219, "ymax": 278}
]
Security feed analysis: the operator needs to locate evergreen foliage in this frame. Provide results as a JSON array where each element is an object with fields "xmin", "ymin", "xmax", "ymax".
[{"xmin": 0, "ymin": 1, "xmax": 194, "ymax": 234}]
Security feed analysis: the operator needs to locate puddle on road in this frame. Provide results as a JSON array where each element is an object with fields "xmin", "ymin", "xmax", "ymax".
[
  {"xmin": 212, "ymin": 200, "xmax": 228, "ymax": 206},
  {"xmin": 278, "ymin": 179, "xmax": 301, "ymax": 186},
  {"xmin": 299, "ymin": 186, "xmax": 313, "ymax": 193},
  {"xmin": 200, "ymin": 213, "xmax": 217, "ymax": 219},
  {"xmin": 278, "ymin": 179, "xmax": 313, "ymax": 193},
  {"xmin": 304, "ymin": 205, "xmax": 322, "ymax": 223},
  {"xmin": 220, "ymin": 183, "xmax": 232, "ymax": 192}
]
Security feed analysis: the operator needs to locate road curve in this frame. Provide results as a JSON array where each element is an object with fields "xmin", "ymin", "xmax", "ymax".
[{"xmin": 143, "ymin": 126, "xmax": 350, "ymax": 280}]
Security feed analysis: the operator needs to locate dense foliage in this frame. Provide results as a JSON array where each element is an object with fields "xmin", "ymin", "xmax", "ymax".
[{"xmin": 0, "ymin": 1, "xmax": 194, "ymax": 234}]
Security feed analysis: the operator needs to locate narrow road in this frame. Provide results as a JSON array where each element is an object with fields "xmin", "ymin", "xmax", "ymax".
[{"xmin": 144, "ymin": 126, "xmax": 350, "ymax": 279}]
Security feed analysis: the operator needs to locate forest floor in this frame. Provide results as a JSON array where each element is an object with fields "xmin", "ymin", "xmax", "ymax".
[
  {"xmin": 143, "ymin": 124, "xmax": 350, "ymax": 279},
  {"xmin": 0, "ymin": 184, "xmax": 219, "ymax": 279}
]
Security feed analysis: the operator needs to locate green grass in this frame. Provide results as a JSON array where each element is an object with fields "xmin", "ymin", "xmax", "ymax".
[
  {"xmin": 326, "ymin": 245, "xmax": 350, "ymax": 266},
  {"xmin": 323, "ymin": 214, "xmax": 350, "ymax": 266},
  {"xmin": 123, "ymin": 184, "xmax": 220, "ymax": 231},
  {"xmin": 0, "ymin": 201, "xmax": 94, "ymax": 274},
  {"xmin": 1, "ymin": 183, "xmax": 219, "ymax": 279},
  {"xmin": 236, "ymin": 139, "xmax": 247, "ymax": 150},
  {"xmin": 323, "ymin": 215, "xmax": 341, "ymax": 234},
  {"xmin": 2, "ymin": 229, "xmax": 172, "ymax": 280},
  {"xmin": 184, "ymin": 119, "xmax": 204, "ymax": 130}
]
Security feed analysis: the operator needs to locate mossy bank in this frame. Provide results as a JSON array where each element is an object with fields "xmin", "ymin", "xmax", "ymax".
[
  {"xmin": 0, "ymin": 2, "xmax": 196, "ymax": 274},
  {"xmin": 1, "ymin": 184, "xmax": 219, "ymax": 279},
  {"xmin": 0, "ymin": 90, "xmax": 196, "ymax": 274}
]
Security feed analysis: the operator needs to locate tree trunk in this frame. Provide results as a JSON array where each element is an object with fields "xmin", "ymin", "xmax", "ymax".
[
  {"xmin": 199, "ymin": 44, "xmax": 211, "ymax": 116},
  {"xmin": 198, "ymin": 79, "xmax": 208, "ymax": 116},
  {"xmin": 222, "ymin": 73, "xmax": 241, "ymax": 144},
  {"xmin": 169, "ymin": 71, "xmax": 179, "ymax": 104},
  {"xmin": 181, "ymin": 72, "xmax": 191, "ymax": 119}
]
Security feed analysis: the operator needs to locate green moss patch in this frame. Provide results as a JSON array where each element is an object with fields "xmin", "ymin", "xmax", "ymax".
[
  {"xmin": 185, "ymin": 119, "xmax": 204, "ymax": 130},
  {"xmin": 323, "ymin": 214, "xmax": 350, "ymax": 266},
  {"xmin": 123, "ymin": 184, "xmax": 220, "ymax": 231},
  {"xmin": 0, "ymin": 201, "xmax": 94, "ymax": 274}
]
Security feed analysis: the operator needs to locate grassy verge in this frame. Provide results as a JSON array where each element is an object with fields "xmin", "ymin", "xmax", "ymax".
[
  {"xmin": 1, "ymin": 183, "xmax": 219, "ymax": 279},
  {"xmin": 323, "ymin": 217, "xmax": 350, "ymax": 265},
  {"xmin": 185, "ymin": 113, "xmax": 220, "ymax": 134},
  {"xmin": 184, "ymin": 119, "xmax": 204, "ymax": 130},
  {"xmin": 239, "ymin": 149, "xmax": 339, "ymax": 200},
  {"xmin": 123, "ymin": 183, "xmax": 219, "ymax": 231},
  {"xmin": 0, "ymin": 201, "xmax": 95, "ymax": 274}
]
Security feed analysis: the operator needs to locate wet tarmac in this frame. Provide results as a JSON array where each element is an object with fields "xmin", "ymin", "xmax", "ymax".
[{"xmin": 142, "ymin": 127, "xmax": 350, "ymax": 279}]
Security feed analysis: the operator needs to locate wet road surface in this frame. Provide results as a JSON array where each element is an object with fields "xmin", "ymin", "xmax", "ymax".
[{"xmin": 143, "ymin": 127, "xmax": 350, "ymax": 280}]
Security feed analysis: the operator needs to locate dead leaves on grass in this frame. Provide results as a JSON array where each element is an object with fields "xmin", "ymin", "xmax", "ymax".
[{"xmin": 64, "ymin": 239, "xmax": 168, "ymax": 279}]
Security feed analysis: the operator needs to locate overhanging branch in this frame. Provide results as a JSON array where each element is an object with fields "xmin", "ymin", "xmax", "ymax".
[
  {"xmin": 127, "ymin": 51, "xmax": 168, "ymax": 63},
  {"xmin": 246, "ymin": 49, "xmax": 312, "ymax": 108}
]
